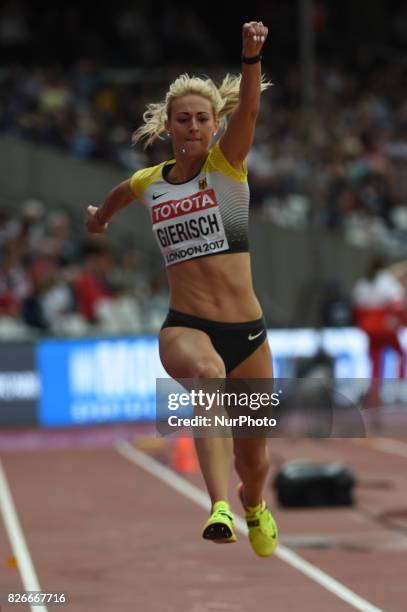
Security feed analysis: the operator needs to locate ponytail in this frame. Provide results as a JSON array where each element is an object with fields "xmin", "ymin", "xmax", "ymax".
[{"xmin": 132, "ymin": 72, "xmax": 272, "ymax": 149}]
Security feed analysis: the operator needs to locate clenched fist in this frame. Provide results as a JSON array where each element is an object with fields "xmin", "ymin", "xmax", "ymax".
[{"xmin": 242, "ymin": 21, "xmax": 268, "ymax": 57}]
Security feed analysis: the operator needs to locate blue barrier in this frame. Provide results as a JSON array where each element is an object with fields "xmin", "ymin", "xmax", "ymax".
[{"xmin": 1, "ymin": 328, "xmax": 405, "ymax": 427}]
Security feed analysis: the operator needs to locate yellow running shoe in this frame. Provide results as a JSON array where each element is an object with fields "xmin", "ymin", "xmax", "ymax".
[
  {"xmin": 238, "ymin": 483, "xmax": 278, "ymax": 557},
  {"xmin": 202, "ymin": 501, "xmax": 237, "ymax": 543}
]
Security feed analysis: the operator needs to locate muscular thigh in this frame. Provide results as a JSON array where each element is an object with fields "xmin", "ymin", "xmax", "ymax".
[
  {"xmin": 228, "ymin": 339, "xmax": 273, "ymax": 379},
  {"xmin": 159, "ymin": 326, "xmax": 226, "ymax": 379}
]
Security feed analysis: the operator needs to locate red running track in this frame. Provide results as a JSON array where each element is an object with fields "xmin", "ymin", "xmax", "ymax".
[{"xmin": 1, "ymin": 432, "xmax": 407, "ymax": 611}]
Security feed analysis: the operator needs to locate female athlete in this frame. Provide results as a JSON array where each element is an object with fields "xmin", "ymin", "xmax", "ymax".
[{"xmin": 86, "ymin": 21, "xmax": 277, "ymax": 557}]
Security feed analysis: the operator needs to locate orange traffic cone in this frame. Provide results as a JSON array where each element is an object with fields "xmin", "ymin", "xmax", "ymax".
[
  {"xmin": 172, "ymin": 437, "xmax": 199, "ymax": 474},
  {"xmin": 7, "ymin": 555, "xmax": 18, "ymax": 569}
]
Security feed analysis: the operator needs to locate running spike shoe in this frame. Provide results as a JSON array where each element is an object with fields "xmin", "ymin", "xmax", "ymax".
[
  {"xmin": 202, "ymin": 500, "xmax": 237, "ymax": 543},
  {"xmin": 238, "ymin": 483, "xmax": 278, "ymax": 557}
]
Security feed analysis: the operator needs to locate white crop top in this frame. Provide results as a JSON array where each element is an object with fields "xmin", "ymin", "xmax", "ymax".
[{"xmin": 129, "ymin": 140, "xmax": 250, "ymax": 267}]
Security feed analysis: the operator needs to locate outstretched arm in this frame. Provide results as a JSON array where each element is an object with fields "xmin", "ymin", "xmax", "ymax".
[
  {"xmin": 220, "ymin": 21, "xmax": 269, "ymax": 170},
  {"xmin": 85, "ymin": 179, "xmax": 135, "ymax": 234}
]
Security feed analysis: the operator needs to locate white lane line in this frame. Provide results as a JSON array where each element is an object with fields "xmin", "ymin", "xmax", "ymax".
[
  {"xmin": 352, "ymin": 438, "xmax": 407, "ymax": 458},
  {"xmin": 0, "ymin": 460, "xmax": 48, "ymax": 612},
  {"xmin": 116, "ymin": 441, "xmax": 383, "ymax": 612}
]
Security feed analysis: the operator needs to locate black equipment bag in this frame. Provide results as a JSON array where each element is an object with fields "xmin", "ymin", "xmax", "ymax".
[{"xmin": 273, "ymin": 460, "xmax": 356, "ymax": 507}]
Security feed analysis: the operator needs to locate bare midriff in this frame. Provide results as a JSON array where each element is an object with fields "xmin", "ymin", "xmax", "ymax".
[{"xmin": 167, "ymin": 252, "xmax": 262, "ymax": 322}]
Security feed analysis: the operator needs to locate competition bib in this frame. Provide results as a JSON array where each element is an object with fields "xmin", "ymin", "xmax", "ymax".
[{"xmin": 151, "ymin": 189, "xmax": 229, "ymax": 265}]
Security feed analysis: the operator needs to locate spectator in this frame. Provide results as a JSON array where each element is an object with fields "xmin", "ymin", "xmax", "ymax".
[
  {"xmin": 72, "ymin": 242, "xmax": 114, "ymax": 323},
  {"xmin": 21, "ymin": 253, "xmax": 75, "ymax": 331},
  {"xmin": 352, "ymin": 257, "xmax": 406, "ymax": 380}
]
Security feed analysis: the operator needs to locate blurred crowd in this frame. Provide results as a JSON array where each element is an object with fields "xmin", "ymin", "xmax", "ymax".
[
  {"xmin": 253, "ymin": 61, "xmax": 407, "ymax": 258},
  {"xmin": 1, "ymin": 59, "xmax": 406, "ymax": 255},
  {"xmin": 0, "ymin": 199, "xmax": 169, "ymax": 339}
]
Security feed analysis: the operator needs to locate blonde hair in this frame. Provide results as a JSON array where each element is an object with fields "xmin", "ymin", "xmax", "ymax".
[{"xmin": 132, "ymin": 73, "xmax": 272, "ymax": 149}]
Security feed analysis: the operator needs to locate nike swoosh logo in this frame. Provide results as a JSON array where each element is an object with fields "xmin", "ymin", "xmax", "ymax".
[
  {"xmin": 152, "ymin": 192, "xmax": 169, "ymax": 200},
  {"xmin": 248, "ymin": 330, "xmax": 264, "ymax": 341}
]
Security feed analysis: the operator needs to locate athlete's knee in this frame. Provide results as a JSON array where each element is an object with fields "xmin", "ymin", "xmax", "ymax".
[{"xmin": 193, "ymin": 358, "xmax": 226, "ymax": 379}]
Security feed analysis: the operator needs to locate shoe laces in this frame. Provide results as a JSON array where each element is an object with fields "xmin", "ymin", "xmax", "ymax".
[
  {"xmin": 212, "ymin": 505, "xmax": 234, "ymax": 522},
  {"xmin": 246, "ymin": 503, "xmax": 275, "ymax": 535}
]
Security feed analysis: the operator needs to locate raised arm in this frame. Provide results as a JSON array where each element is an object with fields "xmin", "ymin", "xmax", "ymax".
[
  {"xmin": 85, "ymin": 179, "xmax": 135, "ymax": 234},
  {"xmin": 219, "ymin": 21, "xmax": 269, "ymax": 170}
]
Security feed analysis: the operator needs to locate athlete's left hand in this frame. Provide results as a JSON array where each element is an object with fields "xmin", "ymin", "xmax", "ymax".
[{"xmin": 242, "ymin": 21, "xmax": 268, "ymax": 57}]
